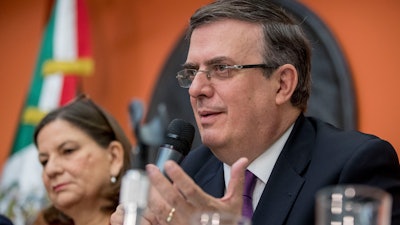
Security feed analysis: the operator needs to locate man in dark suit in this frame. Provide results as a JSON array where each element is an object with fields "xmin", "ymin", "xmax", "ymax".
[
  {"xmin": 110, "ymin": 0, "xmax": 400, "ymax": 225},
  {"xmin": 179, "ymin": 114, "xmax": 400, "ymax": 225}
]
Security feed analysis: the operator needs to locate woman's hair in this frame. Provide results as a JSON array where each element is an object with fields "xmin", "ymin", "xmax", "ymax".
[
  {"xmin": 187, "ymin": 0, "xmax": 312, "ymax": 111},
  {"xmin": 33, "ymin": 94, "xmax": 132, "ymax": 225}
]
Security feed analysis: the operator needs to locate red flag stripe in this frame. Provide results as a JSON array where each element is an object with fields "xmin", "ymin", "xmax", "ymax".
[
  {"xmin": 77, "ymin": 0, "xmax": 91, "ymax": 57},
  {"xmin": 59, "ymin": 0, "xmax": 92, "ymax": 105}
]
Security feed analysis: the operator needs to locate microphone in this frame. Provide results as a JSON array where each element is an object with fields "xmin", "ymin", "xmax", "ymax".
[
  {"xmin": 155, "ymin": 118, "xmax": 195, "ymax": 175},
  {"xmin": 120, "ymin": 100, "xmax": 169, "ymax": 225},
  {"xmin": 120, "ymin": 117, "xmax": 194, "ymax": 224},
  {"xmin": 120, "ymin": 169, "xmax": 149, "ymax": 225},
  {"xmin": 128, "ymin": 99, "xmax": 168, "ymax": 169}
]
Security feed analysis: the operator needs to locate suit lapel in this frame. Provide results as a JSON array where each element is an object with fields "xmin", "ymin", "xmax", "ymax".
[
  {"xmin": 253, "ymin": 115, "xmax": 314, "ymax": 225},
  {"xmin": 193, "ymin": 156, "xmax": 225, "ymax": 198},
  {"xmin": 253, "ymin": 157, "xmax": 305, "ymax": 224},
  {"xmin": 188, "ymin": 115, "xmax": 315, "ymax": 225}
]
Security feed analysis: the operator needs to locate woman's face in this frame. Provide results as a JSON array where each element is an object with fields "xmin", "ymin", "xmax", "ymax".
[{"xmin": 37, "ymin": 119, "xmax": 113, "ymax": 212}]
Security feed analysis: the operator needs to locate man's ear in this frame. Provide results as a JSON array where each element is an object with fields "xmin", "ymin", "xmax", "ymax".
[
  {"xmin": 275, "ymin": 64, "xmax": 298, "ymax": 105},
  {"xmin": 108, "ymin": 141, "xmax": 124, "ymax": 178}
]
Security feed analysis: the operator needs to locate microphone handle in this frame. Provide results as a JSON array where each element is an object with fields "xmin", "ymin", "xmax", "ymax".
[{"xmin": 155, "ymin": 145, "xmax": 184, "ymax": 175}]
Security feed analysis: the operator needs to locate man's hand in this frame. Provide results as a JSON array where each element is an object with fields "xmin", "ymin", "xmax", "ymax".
[{"xmin": 141, "ymin": 157, "xmax": 249, "ymax": 225}]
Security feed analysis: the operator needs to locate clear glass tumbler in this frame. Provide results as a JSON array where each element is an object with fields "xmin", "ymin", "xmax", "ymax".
[
  {"xmin": 190, "ymin": 212, "xmax": 251, "ymax": 225},
  {"xmin": 315, "ymin": 185, "xmax": 392, "ymax": 225}
]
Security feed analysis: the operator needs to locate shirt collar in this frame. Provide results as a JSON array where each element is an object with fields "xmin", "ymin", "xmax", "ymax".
[{"xmin": 224, "ymin": 124, "xmax": 294, "ymax": 186}]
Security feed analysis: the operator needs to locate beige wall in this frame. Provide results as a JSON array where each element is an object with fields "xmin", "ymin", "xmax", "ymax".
[{"xmin": 1, "ymin": 0, "xmax": 399, "ymax": 168}]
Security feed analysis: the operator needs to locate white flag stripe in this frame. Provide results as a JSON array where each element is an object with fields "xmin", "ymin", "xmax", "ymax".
[
  {"xmin": 54, "ymin": 0, "xmax": 76, "ymax": 60},
  {"xmin": 39, "ymin": 0, "xmax": 77, "ymax": 111},
  {"xmin": 38, "ymin": 73, "xmax": 63, "ymax": 111}
]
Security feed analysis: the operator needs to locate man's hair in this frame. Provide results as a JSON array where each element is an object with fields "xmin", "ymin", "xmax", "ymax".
[{"xmin": 187, "ymin": 0, "xmax": 311, "ymax": 111}]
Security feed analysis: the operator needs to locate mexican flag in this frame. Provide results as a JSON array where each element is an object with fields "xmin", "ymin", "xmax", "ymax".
[{"xmin": 0, "ymin": 0, "xmax": 93, "ymax": 224}]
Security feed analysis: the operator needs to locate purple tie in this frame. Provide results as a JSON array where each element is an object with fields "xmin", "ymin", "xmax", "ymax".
[{"xmin": 242, "ymin": 170, "xmax": 257, "ymax": 219}]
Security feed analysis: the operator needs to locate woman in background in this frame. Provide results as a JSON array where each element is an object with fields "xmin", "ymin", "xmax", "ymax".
[{"xmin": 32, "ymin": 95, "xmax": 132, "ymax": 225}]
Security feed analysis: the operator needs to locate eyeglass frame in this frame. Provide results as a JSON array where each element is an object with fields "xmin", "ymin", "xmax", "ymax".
[{"xmin": 176, "ymin": 64, "xmax": 278, "ymax": 88}]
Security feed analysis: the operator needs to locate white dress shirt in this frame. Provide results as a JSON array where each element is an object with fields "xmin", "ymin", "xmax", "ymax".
[{"xmin": 223, "ymin": 124, "xmax": 294, "ymax": 210}]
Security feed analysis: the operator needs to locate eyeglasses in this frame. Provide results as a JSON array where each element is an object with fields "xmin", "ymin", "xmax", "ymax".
[{"xmin": 176, "ymin": 64, "xmax": 277, "ymax": 88}]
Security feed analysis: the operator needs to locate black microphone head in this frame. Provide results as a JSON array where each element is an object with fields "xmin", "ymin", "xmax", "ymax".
[{"xmin": 164, "ymin": 119, "xmax": 195, "ymax": 156}]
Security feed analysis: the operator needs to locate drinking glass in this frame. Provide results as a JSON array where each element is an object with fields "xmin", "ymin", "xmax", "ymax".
[
  {"xmin": 315, "ymin": 185, "xmax": 392, "ymax": 225},
  {"xmin": 190, "ymin": 212, "xmax": 251, "ymax": 225}
]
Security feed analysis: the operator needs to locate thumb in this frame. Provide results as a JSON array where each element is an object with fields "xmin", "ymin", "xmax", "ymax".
[{"xmin": 223, "ymin": 157, "xmax": 249, "ymax": 201}]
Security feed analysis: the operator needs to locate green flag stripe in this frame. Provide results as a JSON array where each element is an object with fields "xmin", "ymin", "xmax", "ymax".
[{"xmin": 10, "ymin": 3, "xmax": 57, "ymax": 154}]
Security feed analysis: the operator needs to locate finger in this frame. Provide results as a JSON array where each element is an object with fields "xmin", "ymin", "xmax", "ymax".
[
  {"xmin": 221, "ymin": 157, "xmax": 249, "ymax": 214},
  {"xmin": 224, "ymin": 157, "xmax": 249, "ymax": 199},
  {"xmin": 110, "ymin": 204, "xmax": 125, "ymax": 225},
  {"xmin": 141, "ymin": 207, "xmax": 158, "ymax": 225},
  {"xmin": 146, "ymin": 164, "xmax": 193, "ymax": 224},
  {"xmin": 163, "ymin": 160, "xmax": 215, "ymax": 208},
  {"xmin": 140, "ymin": 217, "xmax": 151, "ymax": 225},
  {"xmin": 146, "ymin": 185, "xmax": 172, "ymax": 224},
  {"xmin": 146, "ymin": 164, "xmax": 186, "ymax": 207},
  {"xmin": 149, "ymin": 162, "xmax": 215, "ymax": 224}
]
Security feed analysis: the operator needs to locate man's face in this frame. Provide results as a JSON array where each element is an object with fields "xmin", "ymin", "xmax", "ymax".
[{"xmin": 186, "ymin": 19, "xmax": 281, "ymax": 163}]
